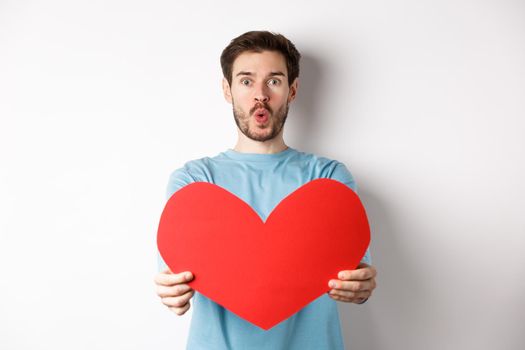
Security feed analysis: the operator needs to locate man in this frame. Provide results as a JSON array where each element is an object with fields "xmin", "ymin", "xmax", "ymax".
[{"xmin": 154, "ymin": 30, "xmax": 377, "ymax": 349}]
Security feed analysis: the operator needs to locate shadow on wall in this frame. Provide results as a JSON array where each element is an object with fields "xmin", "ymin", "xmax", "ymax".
[
  {"xmin": 288, "ymin": 52, "xmax": 331, "ymax": 151},
  {"xmin": 293, "ymin": 53, "xmax": 427, "ymax": 349},
  {"xmin": 337, "ymin": 186, "xmax": 428, "ymax": 350}
]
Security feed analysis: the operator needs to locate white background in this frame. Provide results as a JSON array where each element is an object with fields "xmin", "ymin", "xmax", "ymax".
[{"xmin": 1, "ymin": 0, "xmax": 524, "ymax": 349}]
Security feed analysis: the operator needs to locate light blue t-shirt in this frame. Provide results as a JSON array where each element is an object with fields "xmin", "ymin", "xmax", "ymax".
[{"xmin": 159, "ymin": 146, "xmax": 371, "ymax": 350}]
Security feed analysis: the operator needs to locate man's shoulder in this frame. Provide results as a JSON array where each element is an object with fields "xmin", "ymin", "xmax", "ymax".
[
  {"xmin": 165, "ymin": 153, "xmax": 220, "ymax": 196},
  {"xmin": 293, "ymin": 148, "xmax": 349, "ymax": 171},
  {"xmin": 168, "ymin": 156, "xmax": 213, "ymax": 180},
  {"xmin": 167, "ymin": 150, "xmax": 229, "ymax": 184},
  {"xmin": 293, "ymin": 149, "xmax": 357, "ymax": 191}
]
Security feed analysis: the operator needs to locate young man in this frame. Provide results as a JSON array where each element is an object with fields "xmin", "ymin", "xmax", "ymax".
[{"xmin": 154, "ymin": 31, "xmax": 377, "ymax": 349}]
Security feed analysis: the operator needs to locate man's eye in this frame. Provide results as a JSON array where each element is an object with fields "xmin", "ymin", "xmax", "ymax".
[
  {"xmin": 241, "ymin": 79, "xmax": 251, "ymax": 86},
  {"xmin": 268, "ymin": 79, "xmax": 280, "ymax": 86}
]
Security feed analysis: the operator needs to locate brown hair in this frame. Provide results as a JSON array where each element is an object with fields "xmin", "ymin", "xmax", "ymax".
[{"xmin": 220, "ymin": 30, "xmax": 301, "ymax": 87}]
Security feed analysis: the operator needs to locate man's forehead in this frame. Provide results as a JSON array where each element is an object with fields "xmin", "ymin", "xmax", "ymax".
[{"xmin": 232, "ymin": 50, "xmax": 288, "ymax": 77}]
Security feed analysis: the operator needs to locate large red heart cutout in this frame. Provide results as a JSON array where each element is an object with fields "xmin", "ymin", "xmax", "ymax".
[{"xmin": 157, "ymin": 178, "xmax": 370, "ymax": 330}]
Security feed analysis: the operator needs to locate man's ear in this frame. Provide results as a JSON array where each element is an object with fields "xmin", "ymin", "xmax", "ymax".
[
  {"xmin": 222, "ymin": 78, "xmax": 232, "ymax": 104},
  {"xmin": 288, "ymin": 78, "xmax": 299, "ymax": 103}
]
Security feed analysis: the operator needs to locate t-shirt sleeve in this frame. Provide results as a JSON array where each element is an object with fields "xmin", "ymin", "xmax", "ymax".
[
  {"xmin": 330, "ymin": 162, "xmax": 372, "ymax": 265},
  {"xmin": 158, "ymin": 166, "xmax": 197, "ymax": 272},
  {"xmin": 330, "ymin": 162, "xmax": 358, "ymax": 193},
  {"xmin": 165, "ymin": 166, "xmax": 197, "ymax": 200}
]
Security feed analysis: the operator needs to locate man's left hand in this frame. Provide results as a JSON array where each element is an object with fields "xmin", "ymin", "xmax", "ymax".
[{"xmin": 327, "ymin": 262, "xmax": 377, "ymax": 304}]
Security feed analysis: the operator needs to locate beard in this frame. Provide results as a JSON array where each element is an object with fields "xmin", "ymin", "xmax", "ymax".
[{"xmin": 232, "ymin": 100, "xmax": 290, "ymax": 142}]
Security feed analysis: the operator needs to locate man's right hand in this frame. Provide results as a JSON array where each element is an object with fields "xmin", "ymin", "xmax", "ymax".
[{"xmin": 154, "ymin": 269, "xmax": 195, "ymax": 316}]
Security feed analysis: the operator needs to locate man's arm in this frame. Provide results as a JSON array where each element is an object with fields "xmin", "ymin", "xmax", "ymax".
[
  {"xmin": 154, "ymin": 166, "xmax": 197, "ymax": 315},
  {"xmin": 327, "ymin": 161, "xmax": 377, "ymax": 304}
]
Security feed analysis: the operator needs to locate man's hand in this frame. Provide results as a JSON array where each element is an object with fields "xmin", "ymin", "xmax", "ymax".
[
  {"xmin": 154, "ymin": 268, "xmax": 195, "ymax": 315},
  {"xmin": 327, "ymin": 262, "xmax": 377, "ymax": 304}
]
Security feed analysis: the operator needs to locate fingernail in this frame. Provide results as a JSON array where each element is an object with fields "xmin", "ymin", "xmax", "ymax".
[
  {"xmin": 186, "ymin": 272, "xmax": 192, "ymax": 279},
  {"xmin": 329, "ymin": 281, "xmax": 336, "ymax": 288},
  {"xmin": 338, "ymin": 272, "xmax": 345, "ymax": 279}
]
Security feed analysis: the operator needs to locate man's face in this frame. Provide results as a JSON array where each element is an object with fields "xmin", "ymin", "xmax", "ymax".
[{"xmin": 223, "ymin": 50, "xmax": 298, "ymax": 142}]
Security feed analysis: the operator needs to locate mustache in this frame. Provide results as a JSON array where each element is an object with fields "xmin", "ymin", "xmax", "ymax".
[{"xmin": 250, "ymin": 103, "xmax": 272, "ymax": 115}]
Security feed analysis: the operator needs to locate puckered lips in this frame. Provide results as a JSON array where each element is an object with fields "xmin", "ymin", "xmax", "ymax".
[{"xmin": 254, "ymin": 108, "xmax": 269, "ymax": 124}]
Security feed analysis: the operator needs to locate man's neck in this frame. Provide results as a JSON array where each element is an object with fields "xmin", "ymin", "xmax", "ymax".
[{"xmin": 233, "ymin": 132, "xmax": 288, "ymax": 154}]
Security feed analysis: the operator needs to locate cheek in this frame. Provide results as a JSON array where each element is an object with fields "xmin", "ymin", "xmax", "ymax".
[
  {"xmin": 231, "ymin": 87, "xmax": 251, "ymax": 99},
  {"xmin": 233, "ymin": 94, "xmax": 252, "ymax": 108},
  {"xmin": 273, "ymin": 96, "xmax": 289, "ymax": 108},
  {"xmin": 271, "ymin": 88, "xmax": 290, "ymax": 102}
]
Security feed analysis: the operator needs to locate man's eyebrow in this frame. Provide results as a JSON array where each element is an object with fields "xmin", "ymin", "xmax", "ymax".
[
  {"xmin": 235, "ymin": 71, "xmax": 253, "ymax": 77},
  {"xmin": 235, "ymin": 71, "xmax": 286, "ymax": 77}
]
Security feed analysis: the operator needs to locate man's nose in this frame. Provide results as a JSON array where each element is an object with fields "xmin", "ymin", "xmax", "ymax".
[{"xmin": 254, "ymin": 83, "xmax": 270, "ymax": 103}]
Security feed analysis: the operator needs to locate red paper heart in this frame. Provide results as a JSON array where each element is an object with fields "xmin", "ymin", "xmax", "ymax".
[{"xmin": 157, "ymin": 178, "xmax": 370, "ymax": 330}]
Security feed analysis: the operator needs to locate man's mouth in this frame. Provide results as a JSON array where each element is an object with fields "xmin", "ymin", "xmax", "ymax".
[{"xmin": 254, "ymin": 108, "xmax": 269, "ymax": 124}]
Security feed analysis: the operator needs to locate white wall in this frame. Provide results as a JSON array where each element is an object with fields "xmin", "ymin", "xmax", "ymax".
[{"xmin": 1, "ymin": 0, "xmax": 524, "ymax": 349}]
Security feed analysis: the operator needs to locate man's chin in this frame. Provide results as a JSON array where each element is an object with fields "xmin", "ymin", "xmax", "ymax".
[
  {"xmin": 249, "ymin": 134, "xmax": 273, "ymax": 142},
  {"xmin": 246, "ymin": 130, "xmax": 275, "ymax": 142}
]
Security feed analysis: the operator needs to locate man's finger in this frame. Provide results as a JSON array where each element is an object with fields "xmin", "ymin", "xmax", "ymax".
[
  {"xmin": 331, "ymin": 279, "xmax": 374, "ymax": 292},
  {"xmin": 154, "ymin": 271, "xmax": 193, "ymax": 286},
  {"xmin": 170, "ymin": 301, "xmax": 191, "ymax": 316},
  {"xmin": 329, "ymin": 293, "xmax": 368, "ymax": 304},
  {"xmin": 338, "ymin": 265, "xmax": 376, "ymax": 281},
  {"xmin": 162, "ymin": 290, "xmax": 195, "ymax": 308},
  {"xmin": 329, "ymin": 288, "xmax": 370, "ymax": 300},
  {"xmin": 156, "ymin": 283, "xmax": 192, "ymax": 298}
]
